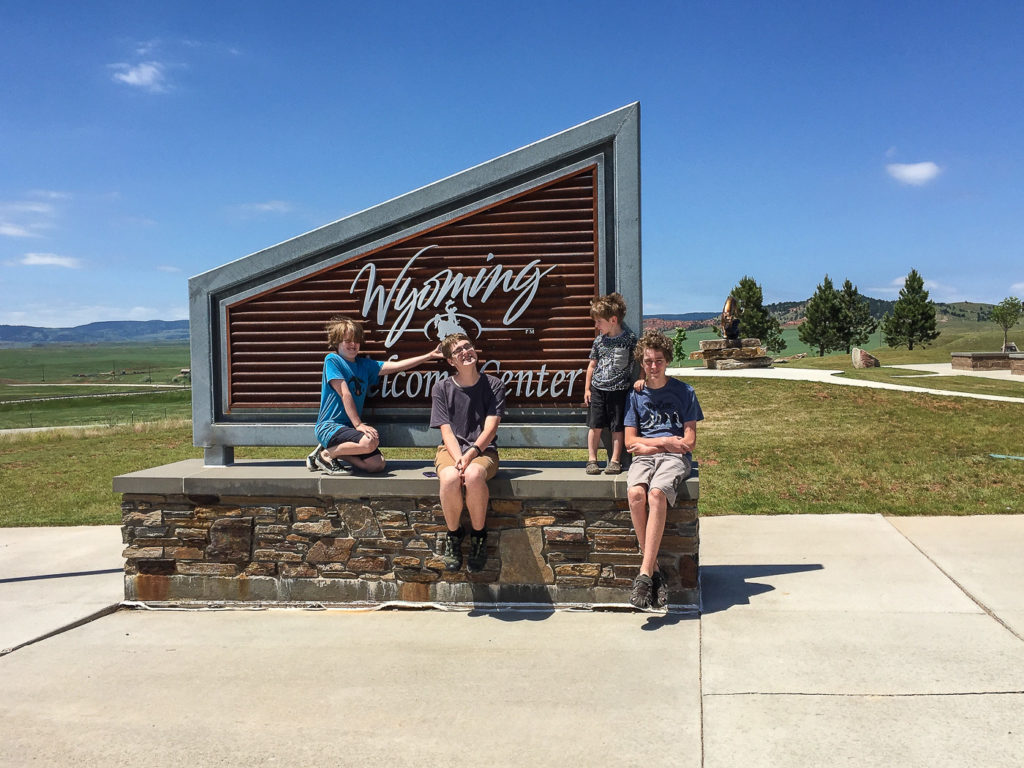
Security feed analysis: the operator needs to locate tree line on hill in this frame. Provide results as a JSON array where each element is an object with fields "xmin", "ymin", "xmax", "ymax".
[
  {"xmin": 726, "ymin": 269, "xmax": 941, "ymax": 356},
  {"xmin": 724, "ymin": 272, "xmax": 1022, "ymax": 357}
]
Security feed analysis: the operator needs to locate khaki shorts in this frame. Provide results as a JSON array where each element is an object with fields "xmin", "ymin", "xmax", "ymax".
[
  {"xmin": 434, "ymin": 445, "xmax": 499, "ymax": 480},
  {"xmin": 626, "ymin": 453, "xmax": 692, "ymax": 507}
]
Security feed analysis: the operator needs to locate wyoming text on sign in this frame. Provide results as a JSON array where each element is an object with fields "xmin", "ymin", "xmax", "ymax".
[{"xmin": 226, "ymin": 167, "xmax": 599, "ymax": 414}]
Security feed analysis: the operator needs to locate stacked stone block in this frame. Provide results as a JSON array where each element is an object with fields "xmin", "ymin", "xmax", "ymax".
[
  {"xmin": 689, "ymin": 338, "xmax": 771, "ymax": 369},
  {"xmin": 122, "ymin": 493, "xmax": 699, "ymax": 610}
]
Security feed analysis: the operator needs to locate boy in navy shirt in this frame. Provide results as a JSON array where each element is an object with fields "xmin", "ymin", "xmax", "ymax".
[{"xmin": 624, "ymin": 329, "xmax": 703, "ymax": 609}]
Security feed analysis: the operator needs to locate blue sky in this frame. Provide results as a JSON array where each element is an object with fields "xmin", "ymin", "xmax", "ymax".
[{"xmin": 2, "ymin": 1, "xmax": 1023, "ymax": 327}]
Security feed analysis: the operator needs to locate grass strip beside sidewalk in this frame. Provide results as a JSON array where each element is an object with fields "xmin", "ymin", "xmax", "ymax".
[{"xmin": 0, "ymin": 379, "xmax": 1021, "ymax": 526}]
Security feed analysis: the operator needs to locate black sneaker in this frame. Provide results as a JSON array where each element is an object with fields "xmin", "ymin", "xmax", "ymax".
[
  {"xmin": 306, "ymin": 445, "xmax": 323, "ymax": 472},
  {"xmin": 630, "ymin": 573, "xmax": 653, "ymax": 610},
  {"xmin": 442, "ymin": 528, "xmax": 465, "ymax": 571},
  {"xmin": 652, "ymin": 570, "xmax": 668, "ymax": 608},
  {"xmin": 467, "ymin": 529, "xmax": 488, "ymax": 572}
]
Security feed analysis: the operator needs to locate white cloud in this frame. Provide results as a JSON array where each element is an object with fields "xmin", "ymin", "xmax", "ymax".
[
  {"xmin": 1011, "ymin": 282, "xmax": 1024, "ymax": 294},
  {"xmin": 886, "ymin": 161, "xmax": 941, "ymax": 186},
  {"xmin": 229, "ymin": 200, "xmax": 294, "ymax": 218},
  {"xmin": 135, "ymin": 39, "xmax": 161, "ymax": 56},
  {"xmin": 156, "ymin": 265, "xmax": 181, "ymax": 273},
  {"xmin": 885, "ymin": 146, "xmax": 898, "ymax": 158},
  {"xmin": 243, "ymin": 201, "xmax": 292, "ymax": 213},
  {"xmin": 0, "ymin": 303, "xmax": 187, "ymax": 326},
  {"xmin": 20, "ymin": 253, "xmax": 82, "ymax": 269},
  {"xmin": 0, "ymin": 223, "xmax": 38, "ymax": 238},
  {"xmin": 0, "ymin": 199, "xmax": 58, "ymax": 238},
  {"xmin": 872, "ymin": 274, "xmax": 958, "ymax": 301},
  {"xmin": 111, "ymin": 61, "xmax": 169, "ymax": 93},
  {"xmin": 28, "ymin": 190, "xmax": 70, "ymax": 200}
]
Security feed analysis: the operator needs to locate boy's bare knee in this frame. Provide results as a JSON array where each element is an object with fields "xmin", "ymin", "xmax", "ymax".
[
  {"xmin": 649, "ymin": 487, "xmax": 667, "ymax": 503},
  {"xmin": 627, "ymin": 485, "xmax": 647, "ymax": 505},
  {"xmin": 362, "ymin": 455, "xmax": 386, "ymax": 473},
  {"xmin": 438, "ymin": 467, "xmax": 461, "ymax": 488}
]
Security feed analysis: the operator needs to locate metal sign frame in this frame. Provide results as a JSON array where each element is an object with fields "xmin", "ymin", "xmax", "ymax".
[{"xmin": 189, "ymin": 103, "xmax": 641, "ymax": 464}]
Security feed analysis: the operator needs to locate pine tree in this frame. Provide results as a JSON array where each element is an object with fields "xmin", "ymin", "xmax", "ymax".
[
  {"xmin": 731, "ymin": 275, "xmax": 786, "ymax": 353},
  {"xmin": 881, "ymin": 269, "xmax": 940, "ymax": 351},
  {"xmin": 989, "ymin": 296, "xmax": 1023, "ymax": 351},
  {"xmin": 836, "ymin": 279, "xmax": 878, "ymax": 353},
  {"xmin": 671, "ymin": 327, "xmax": 688, "ymax": 364},
  {"xmin": 798, "ymin": 275, "xmax": 843, "ymax": 356}
]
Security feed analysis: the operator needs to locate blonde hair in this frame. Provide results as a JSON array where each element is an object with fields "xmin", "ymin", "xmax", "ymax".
[
  {"xmin": 325, "ymin": 316, "xmax": 365, "ymax": 349},
  {"xmin": 635, "ymin": 329, "xmax": 673, "ymax": 363},
  {"xmin": 590, "ymin": 292, "xmax": 627, "ymax": 322}
]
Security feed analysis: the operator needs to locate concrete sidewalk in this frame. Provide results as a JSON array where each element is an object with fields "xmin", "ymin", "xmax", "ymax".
[
  {"xmin": 668, "ymin": 363, "xmax": 1024, "ymax": 403},
  {"xmin": 1, "ymin": 515, "xmax": 1022, "ymax": 767}
]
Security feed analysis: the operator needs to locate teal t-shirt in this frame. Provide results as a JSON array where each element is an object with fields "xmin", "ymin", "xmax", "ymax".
[{"xmin": 314, "ymin": 354, "xmax": 383, "ymax": 446}]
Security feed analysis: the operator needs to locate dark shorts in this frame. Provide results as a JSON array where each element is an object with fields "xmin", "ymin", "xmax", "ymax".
[
  {"xmin": 587, "ymin": 387, "xmax": 628, "ymax": 431},
  {"xmin": 326, "ymin": 426, "xmax": 382, "ymax": 459}
]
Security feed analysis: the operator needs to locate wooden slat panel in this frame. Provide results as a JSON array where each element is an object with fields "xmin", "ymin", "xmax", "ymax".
[{"xmin": 227, "ymin": 167, "xmax": 600, "ymax": 411}]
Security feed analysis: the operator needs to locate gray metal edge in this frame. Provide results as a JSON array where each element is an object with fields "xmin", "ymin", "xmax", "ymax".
[{"xmin": 189, "ymin": 103, "xmax": 641, "ymax": 450}]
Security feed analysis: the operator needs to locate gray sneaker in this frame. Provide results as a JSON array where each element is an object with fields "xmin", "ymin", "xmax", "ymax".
[
  {"xmin": 442, "ymin": 528, "xmax": 465, "ymax": 571},
  {"xmin": 630, "ymin": 573, "xmax": 653, "ymax": 609},
  {"xmin": 651, "ymin": 570, "xmax": 668, "ymax": 608}
]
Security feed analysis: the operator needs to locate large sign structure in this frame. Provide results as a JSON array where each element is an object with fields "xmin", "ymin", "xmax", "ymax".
[{"xmin": 190, "ymin": 104, "xmax": 641, "ymax": 464}]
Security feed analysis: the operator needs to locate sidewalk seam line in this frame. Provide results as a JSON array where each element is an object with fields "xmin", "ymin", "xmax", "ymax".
[
  {"xmin": 883, "ymin": 517, "xmax": 1023, "ymax": 642},
  {"xmin": 698, "ymin": 613, "xmax": 705, "ymax": 768},
  {"xmin": 704, "ymin": 696, "xmax": 1024, "ymax": 700},
  {"xmin": 0, "ymin": 603, "xmax": 122, "ymax": 657}
]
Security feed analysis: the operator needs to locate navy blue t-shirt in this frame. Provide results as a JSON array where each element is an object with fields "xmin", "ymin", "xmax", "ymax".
[{"xmin": 624, "ymin": 378, "xmax": 704, "ymax": 459}]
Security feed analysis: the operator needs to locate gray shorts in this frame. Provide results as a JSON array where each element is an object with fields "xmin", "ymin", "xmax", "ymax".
[{"xmin": 626, "ymin": 453, "xmax": 692, "ymax": 507}]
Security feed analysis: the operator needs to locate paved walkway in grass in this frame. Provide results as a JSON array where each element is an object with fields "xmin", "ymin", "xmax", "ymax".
[
  {"xmin": 1, "ymin": 516, "xmax": 1022, "ymax": 767},
  {"xmin": 669, "ymin": 362, "xmax": 1024, "ymax": 403}
]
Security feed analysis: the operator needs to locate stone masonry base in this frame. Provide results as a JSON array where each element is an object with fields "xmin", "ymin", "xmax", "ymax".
[{"xmin": 116, "ymin": 459, "xmax": 700, "ymax": 612}]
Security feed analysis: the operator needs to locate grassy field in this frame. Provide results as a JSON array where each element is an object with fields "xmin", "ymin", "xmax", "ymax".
[
  {"xmin": 673, "ymin": 316, "xmax": 1019, "ymax": 367},
  {"xmin": 835, "ymin": 368, "xmax": 1024, "ymax": 398},
  {"xmin": 0, "ymin": 342, "xmax": 191, "ymax": 385},
  {"xmin": 0, "ymin": 388, "xmax": 192, "ymax": 429},
  {"xmin": 0, "ymin": 343, "xmax": 192, "ymax": 429},
  {"xmin": 1, "ymin": 378, "xmax": 1021, "ymax": 526}
]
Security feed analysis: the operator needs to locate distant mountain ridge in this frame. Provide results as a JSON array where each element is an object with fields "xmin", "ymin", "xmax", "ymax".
[
  {"xmin": 0, "ymin": 320, "xmax": 189, "ymax": 345},
  {"xmin": 2, "ymin": 299, "xmax": 994, "ymax": 345}
]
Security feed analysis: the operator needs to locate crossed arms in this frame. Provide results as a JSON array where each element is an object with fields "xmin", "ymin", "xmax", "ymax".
[{"xmin": 625, "ymin": 422, "xmax": 697, "ymax": 456}]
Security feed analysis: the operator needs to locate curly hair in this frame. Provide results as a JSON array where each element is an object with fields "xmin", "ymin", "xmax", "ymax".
[
  {"xmin": 325, "ymin": 316, "xmax": 365, "ymax": 349},
  {"xmin": 589, "ymin": 292, "xmax": 627, "ymax": 322},
  {"xmin": 634, "ymin": 328, "xmax": 673, "ymax": 363}
]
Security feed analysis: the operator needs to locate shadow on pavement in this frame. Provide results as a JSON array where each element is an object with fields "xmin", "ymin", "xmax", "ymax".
[
  {"xmin": 466, "ymin": 608, "xmax": 556, "ymax": 622},
  {"xmin": 0, "ymin": 568, "xmax": 122, "ymax": 584},
  {"xmin": 699, "ymin": 564, "xmax": 824, "ymax": 614}
]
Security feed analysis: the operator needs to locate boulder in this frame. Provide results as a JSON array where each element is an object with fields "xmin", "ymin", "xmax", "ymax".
[{"xmin": 851, "ymin": 348, "xmax": 880, "ymax": 369}]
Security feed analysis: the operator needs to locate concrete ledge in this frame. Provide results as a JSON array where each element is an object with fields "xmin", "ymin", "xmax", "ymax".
[
  {"xmin": 113, "ymin": 459, "xmax": 699, "ymax": 501},
  {"xmin": 951, "ymin": 352, "xmax": 1013, "ymax": 371},
  {"xmin": 116, "ymin": 460, "xmax": 700, "ymax": 612}
]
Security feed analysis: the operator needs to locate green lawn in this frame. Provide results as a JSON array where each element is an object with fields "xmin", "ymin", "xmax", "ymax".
[
  {"xmin": 0, "ymin": 342, "xmax": 191, "ymax": 385},
  {"xmin": 835, "ymin": 369, "xmax": 1024, "ymax": 398},
  {"xmin": 2, "ymin": 378, "xmax": 1020, "ymax": 526},
  {"xmin": 0, "ymin": 388, "xmax": 192, "ymax": 429}
]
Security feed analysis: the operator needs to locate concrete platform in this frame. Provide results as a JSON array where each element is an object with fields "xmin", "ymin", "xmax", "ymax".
[
  {"xmin": 2, "ymin": 514, "xmax": 1022, "ymax": 767},
  {"xmin": 0, "ymin": 526, "xmax": 123, "ymax": 654}
]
